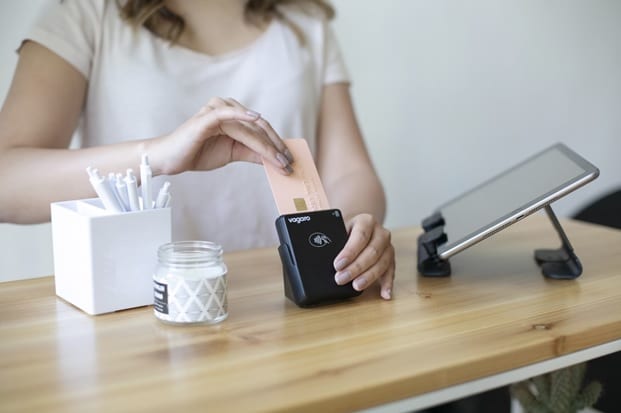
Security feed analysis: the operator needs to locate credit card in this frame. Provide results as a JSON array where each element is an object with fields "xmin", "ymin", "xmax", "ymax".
[{"xmin": 263, "ymin": 138, "xmax": 330, "ymax": 215}]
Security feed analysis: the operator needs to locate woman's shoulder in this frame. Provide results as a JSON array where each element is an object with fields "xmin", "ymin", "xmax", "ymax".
[
  {"xmin": 276, "ymin": 2, "xmax": 335, "ymax": 52},
  {"xmin": 41, "ymin": 0, "xmax": 107, "ymax": 19},
  {"xmin": 32, "ymin": 0, "xmax": 119, "ymax": 38},
  {"xmin": 277, "ymin": 3, "xmax": 332, "ymax": 32},
  {"xmin": 26, "ymin": 0, "xmax": 145, "ymax": 80}
]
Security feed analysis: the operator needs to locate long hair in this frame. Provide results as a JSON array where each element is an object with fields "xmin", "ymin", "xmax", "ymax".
[{"xmin": 117, "ymin": 0, "xmax": 335, "ymax": 45}]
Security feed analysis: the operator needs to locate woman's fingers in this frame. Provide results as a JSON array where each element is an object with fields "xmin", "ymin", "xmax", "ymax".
[
  {"xmin": 334, "ymin": 220, "xmax": 390, "ymax": 285},
  {"xmin": 193, "ymin": 101, "xmax": 292, "ymax": 174},
  {"xmin": 350, "ymin": 244, "xmax": 394, "ymax": 297},
  {"xmin": 224, "ymin": 97, "xmax": 294, "ymax": 164},
  {"xmin": 333, "ymin": 214, "xmax": 375, "ymax": 274},
  {"xmin": 379, "ymin": 258, "xmax": 396, "ymax": 300},
  {"xmin": 333, "ymin": 213, "xmax": 395, "ymax": 300},
  {"xmin": 200, "ymin": 96, "xmax": 261, "ymax": 119},
  {"xmin": 216, "ymin": 118, "xmax": 292, "ymax": 174},
  {"xmin": 152, "ymin": 97, "xmax": 294, "ymax": 176}
]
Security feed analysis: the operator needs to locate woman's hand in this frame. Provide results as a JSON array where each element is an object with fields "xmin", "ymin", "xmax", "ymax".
[
  {"xmin": 149, "ymin": 97, "xmax": 294, "ymax": 176},
  {"xmin": 333, "ymin": 213, "xmax": 395, "ymax": 300}
]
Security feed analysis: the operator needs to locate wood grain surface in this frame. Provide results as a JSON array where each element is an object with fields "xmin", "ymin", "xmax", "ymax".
[{"xmin": 1, "ymin": 215, "xmax": 620, "ymax": 413}]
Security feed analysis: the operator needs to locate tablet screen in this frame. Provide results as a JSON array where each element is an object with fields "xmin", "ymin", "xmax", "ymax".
[{"xmin": 436, "ymin": 143, "xmax": 599, "ymax": 258}]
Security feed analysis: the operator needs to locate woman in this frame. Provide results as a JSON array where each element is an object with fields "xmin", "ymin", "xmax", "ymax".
[{"xmin": 0, "ymin": 0, "xmax": 394, "ymax": 299}]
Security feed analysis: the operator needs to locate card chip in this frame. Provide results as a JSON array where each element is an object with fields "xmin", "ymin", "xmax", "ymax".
[{"xmin": 293, "ymin": 197, "xmax": 308, "ymax": 211}]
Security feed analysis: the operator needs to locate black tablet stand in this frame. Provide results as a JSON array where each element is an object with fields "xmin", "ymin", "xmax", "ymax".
[
  {"xmin": 534, "ymin": 205, "xmax": 582, "ymax": 279},
  {"xmin": 417, "ymin": 212, "xmax": 451, "ymax": 277},
  {"xmin": 417, "ymin": 205, "xmax": 582, "ymax": 279}
]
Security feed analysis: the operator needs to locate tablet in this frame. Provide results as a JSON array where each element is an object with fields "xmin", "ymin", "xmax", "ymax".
[{"xmin": 433, "ymin": 143, "xmax": 599, "ymax": 259}]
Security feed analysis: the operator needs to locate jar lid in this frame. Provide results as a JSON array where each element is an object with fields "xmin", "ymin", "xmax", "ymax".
[{"xmin": 157, "ymin": 241, "xmax": 223, "ymax": 267}]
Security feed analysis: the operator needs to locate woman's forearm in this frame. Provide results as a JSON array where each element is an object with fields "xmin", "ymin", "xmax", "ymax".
[
  {"xmin": 325, "ymin": 168, "xmax": 386, "ymax": 225},
  {"xmin": 0, "ymin": 99, "xmax": 291, "ymax": 224},
  {"xmin": 0, "ymin": 142, "xmax": 148, "ymax": 224}
]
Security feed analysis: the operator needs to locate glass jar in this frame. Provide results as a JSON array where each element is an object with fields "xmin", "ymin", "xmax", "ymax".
[{"xmin": 153, "ymin": 241, "xmax": 228, "ymax": 325}]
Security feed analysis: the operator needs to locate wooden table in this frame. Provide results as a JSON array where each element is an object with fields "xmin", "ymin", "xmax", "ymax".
[{"xmin": 1, "ymin": 215, "xmax": 621, "ymax": 413}]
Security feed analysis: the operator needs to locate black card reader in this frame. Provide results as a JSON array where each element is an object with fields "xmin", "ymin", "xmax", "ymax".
[{"xmin": 275, "ymin": 209, "xmax": 361, "ymax": 307}]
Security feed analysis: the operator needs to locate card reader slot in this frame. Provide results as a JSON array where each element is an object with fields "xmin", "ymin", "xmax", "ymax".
[{"xmin": 278, "ymin": 244, "xmax": 297, "ymax": 268}]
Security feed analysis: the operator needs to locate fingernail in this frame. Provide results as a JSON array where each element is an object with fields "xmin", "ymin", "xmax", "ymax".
[
  {"xmin": 334, "ymin": 257, "xmax": 349, "ymax": 271},
  {"xmin": 352, "ymin": 278, "xmax": 364, "ymax": 291},
  {"xmin": 335, "ymin": 271, "xmax": 350, "ymax": 285},
  {"xmin": 276, "ymin": 152, "xmax": 290, "ymax": 168},
  {"xmin": 382, "ymin": 289, "xmax": 392, "ymax": 300},
  {"xmin": 283, "ymin": 148, "xmax": 294, "ymax": 164},
  {"xmin": 246, "ymin": 110, "xmax": 260, "ymax": 119}
]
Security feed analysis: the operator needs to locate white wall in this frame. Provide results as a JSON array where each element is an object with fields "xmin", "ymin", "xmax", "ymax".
[
  {"xmin": 331, "ymin": 0, "xmax": 621, "ymax": 228},
  {"xmin": 2, "ymin": 0, "xmax": 620, "ymax": 281}
]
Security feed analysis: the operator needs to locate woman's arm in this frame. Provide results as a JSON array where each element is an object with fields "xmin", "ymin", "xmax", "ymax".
[
  {"xmin": 317, "ymin": 83, "xmax": 394, "ymax": 299},
  {"xmin": 317, "ymin": 84, "xmax": 385, "ymax": 223},
  {"xmin": 0, "ymin": 42, "xmax": 93, "ymax": 223},
  {"xmin": 0, "ymin": 42, "xmax": 292, "ymax": 224}
]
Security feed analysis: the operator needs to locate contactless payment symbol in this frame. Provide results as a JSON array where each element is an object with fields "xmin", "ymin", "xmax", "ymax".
[{"xmin": 309, "ymin": 232, "xmax": 332, "ymax": 247}]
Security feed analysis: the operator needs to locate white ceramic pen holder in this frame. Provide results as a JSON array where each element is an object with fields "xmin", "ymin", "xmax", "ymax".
[{"xmin": 51, "ymin": 198, "xmax": 171, "ymax": 315}]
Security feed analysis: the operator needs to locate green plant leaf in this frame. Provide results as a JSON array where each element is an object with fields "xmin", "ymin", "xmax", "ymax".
[
  {"xmin": 575, "ymin": 381, "xmax": 602, "ymax": 410},
  {"xmin": 550, "ymin": 368, "xmax": 572, "ymax": 412},
  {"xmin": 533, "ymin": 374, "xmax": 551, "ymax": 405},
  {"xmin": 568, "ymin": 363, "xmax": 586, "ymax": 396},
  {"xmin": 511, "ymin": 382, "xmax": 542, "ymax": 410}
]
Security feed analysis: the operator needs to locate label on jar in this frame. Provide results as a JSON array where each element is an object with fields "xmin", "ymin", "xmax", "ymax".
[
  {"xmin": 152, "ymin": 273, "xmax": 228, "ymax": 324},
  {"xmin": 153, "ymin": 280, "xmax": 169, "ymax": 314}
]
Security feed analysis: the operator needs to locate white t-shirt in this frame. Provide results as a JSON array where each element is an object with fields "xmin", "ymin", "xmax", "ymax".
[{"xmin": 25, "ymin": 0, "xmax": 349, "ymax": 252}]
